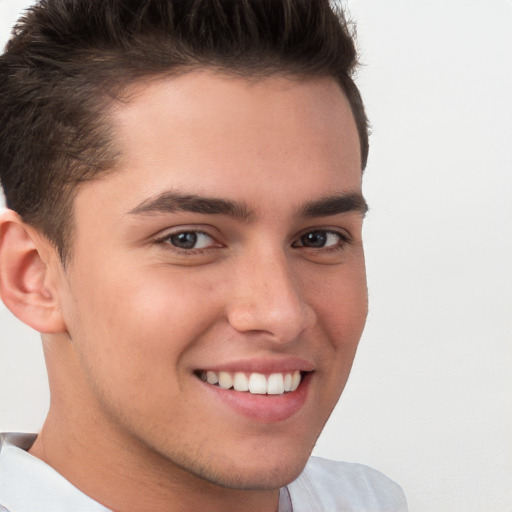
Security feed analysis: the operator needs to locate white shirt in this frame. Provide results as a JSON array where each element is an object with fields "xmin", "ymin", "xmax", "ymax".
[{"xmin": 0, "ymin": 433, "xmax": 408, "ymax": 512}]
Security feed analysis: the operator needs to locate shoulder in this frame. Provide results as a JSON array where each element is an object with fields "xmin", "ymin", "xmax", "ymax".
[{"xmin": 286, "ymin": 456, "xmax": 408, "ymax": 512}]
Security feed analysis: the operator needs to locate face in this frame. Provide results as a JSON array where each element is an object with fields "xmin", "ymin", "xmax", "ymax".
[{"xmin": 55, "ymin": 71, "xmax": 367, "ymax": 490}]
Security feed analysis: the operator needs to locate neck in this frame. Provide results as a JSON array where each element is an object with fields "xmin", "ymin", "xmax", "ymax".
[
  {"xmin": 30, "ymin": 411, "xmax": 280, "ymax": 512},
  {"xmin": 32, "ymin": 336, "xmax": 281, "ymax": 512}
]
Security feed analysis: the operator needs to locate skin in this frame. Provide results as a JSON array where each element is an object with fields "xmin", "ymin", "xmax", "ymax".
[{"xmin": 0, "ymin": 71, "xmax": 368, "ymax": 512}]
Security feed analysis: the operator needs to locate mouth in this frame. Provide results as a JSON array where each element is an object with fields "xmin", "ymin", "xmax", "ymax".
[
  {"xmin": 196, "ymin": 370, "xmax": 304, "ymax": 396},
  {"xmin": 193, "ymin": 362, "xmax": 314, "ymax": 422}
]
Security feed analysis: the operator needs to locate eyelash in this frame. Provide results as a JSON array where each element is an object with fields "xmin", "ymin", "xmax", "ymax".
[
  {"xmin": 154, "ymin": 230, "xmax": 219, "ymax": 255},
  {"xmin": 154, "ymin": 228, "xmax": 351, "ymax": 255}
]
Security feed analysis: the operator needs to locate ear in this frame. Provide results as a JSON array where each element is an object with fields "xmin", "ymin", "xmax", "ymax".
[{"xmin": 0, "ymin": 209, "xmax": 66, "ymax": 333}]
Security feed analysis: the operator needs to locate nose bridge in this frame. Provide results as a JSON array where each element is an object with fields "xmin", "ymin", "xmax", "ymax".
[{"xmin": 227, "ymin": 247, "xmax": 315, "ymax": 342}]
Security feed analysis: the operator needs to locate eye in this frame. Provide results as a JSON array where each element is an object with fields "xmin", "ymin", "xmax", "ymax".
[
  {"xmin": 295, "ymin": 230, "xmax": 346, "ymax": 249},
  {"xmin": 165, "ymin": 231, "xmax": 216, "ymax": 250}
]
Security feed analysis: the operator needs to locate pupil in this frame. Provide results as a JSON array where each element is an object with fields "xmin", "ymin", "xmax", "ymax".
[
  {"xmin": 302, "ymin": 231, "xmax": 326, "ymax": 248},
  {"xmin": 171, "ymin": 232, "xmax": 197, "ymax": 249}
]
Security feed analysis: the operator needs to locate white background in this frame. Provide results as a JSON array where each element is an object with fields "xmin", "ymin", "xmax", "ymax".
[{"xmin": 1, "ymin": 1, "xmax": 511, "ymax": 511}]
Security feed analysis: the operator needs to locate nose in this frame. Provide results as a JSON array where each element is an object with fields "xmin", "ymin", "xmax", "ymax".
[{"xmin": 226, "ymin": 250, "xmax": 316, "ymax": 343}]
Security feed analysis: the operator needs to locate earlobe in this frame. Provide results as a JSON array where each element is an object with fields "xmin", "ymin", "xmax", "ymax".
[{"xmin": 0, "ymin": 209, "xmax": 66, "ymax": 333}]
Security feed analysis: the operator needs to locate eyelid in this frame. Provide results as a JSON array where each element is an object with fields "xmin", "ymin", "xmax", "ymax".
[{"xmin": 154, "ymin": 224, "xmax": 218, "ymax": 239}]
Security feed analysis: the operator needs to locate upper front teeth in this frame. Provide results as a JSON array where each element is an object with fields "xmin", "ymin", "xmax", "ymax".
[{"xmin": 202, "ymin": 370, "xmax": 301, "ymax": 395}]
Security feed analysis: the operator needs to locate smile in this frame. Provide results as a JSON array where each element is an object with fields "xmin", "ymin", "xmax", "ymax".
[{"xmin": 199, "ymin": 370, "xmax": 302, "ymax": 395}]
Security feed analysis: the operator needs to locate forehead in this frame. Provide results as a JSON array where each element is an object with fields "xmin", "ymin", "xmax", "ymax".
[{"xmin": 76, "ymin": 71, "xmax": 362, "ymax": 221}]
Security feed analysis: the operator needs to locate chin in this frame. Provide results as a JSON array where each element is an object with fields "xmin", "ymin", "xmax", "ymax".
[{"xmin": 186, "ymin": 448, "xmax": 312, "ymax": 491}]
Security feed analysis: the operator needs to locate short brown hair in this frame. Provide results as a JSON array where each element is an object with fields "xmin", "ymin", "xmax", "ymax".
[{"xmin": 0, "ymin": 0, "xmax": 368, "ymax": 261}]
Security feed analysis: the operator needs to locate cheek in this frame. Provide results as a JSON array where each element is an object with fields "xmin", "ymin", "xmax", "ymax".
[
  {"xmin": 59, "ymin": 271, "xmax": 205, "ymax": 424},
  {"xmin": 66, "ymin": 265, "xmax": 221, "ymax": 376},
  {"xmin": 313, "ymin": 267, "xmax": 367, "ymax": 407},
  {"xmin": 311, "ymin": 261, "xmax": 368, "ymax": 346}
]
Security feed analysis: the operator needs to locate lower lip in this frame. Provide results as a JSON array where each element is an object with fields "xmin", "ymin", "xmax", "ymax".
[{"xmin": 198, "ymin": 373, "xmax": 312, "ymax": 423}]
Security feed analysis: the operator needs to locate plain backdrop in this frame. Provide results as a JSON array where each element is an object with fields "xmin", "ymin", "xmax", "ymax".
[{"xmin": 1, "ymin": 1, "xmax": 511, "ymax": 511}]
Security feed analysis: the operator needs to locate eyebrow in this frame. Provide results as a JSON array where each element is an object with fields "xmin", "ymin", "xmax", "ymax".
[
  {"xmin": 128, "ymin": 191, "xmax": 253, "ymax": 221},
  {"xmin": 299, "ymin": 193, "xmax": 368, "ymax": 218},
  {"xmin": 128, "ymin": 190, "xmax": 368, "ymax": 220}
]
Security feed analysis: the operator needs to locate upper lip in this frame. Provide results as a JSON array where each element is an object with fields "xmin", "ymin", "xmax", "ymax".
[{"xmin": 195, "ymin": 357, "xmax": 315, "ymax": 374}]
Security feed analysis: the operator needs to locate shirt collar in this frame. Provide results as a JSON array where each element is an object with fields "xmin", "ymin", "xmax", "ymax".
[{"xmin": 0, "ymin": 432, "xmax": 111, "ymax": 512}]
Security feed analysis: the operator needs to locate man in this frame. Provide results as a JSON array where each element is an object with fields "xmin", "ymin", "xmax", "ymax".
[{"xmin": 0, "ymin": 1, "xmax": 408, "ymax": 510}]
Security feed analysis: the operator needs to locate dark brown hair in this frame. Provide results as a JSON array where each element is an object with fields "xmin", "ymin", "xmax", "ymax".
[{"xmin": 0, "ymin": 0, "xmax": 368, "ymax": 261}]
